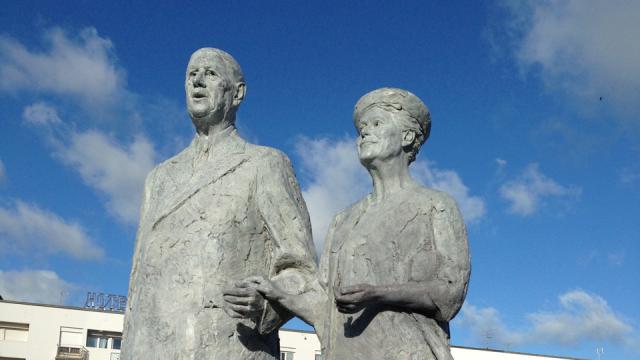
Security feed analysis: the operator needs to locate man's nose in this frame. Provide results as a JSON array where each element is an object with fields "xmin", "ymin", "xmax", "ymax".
[{"xmin": 193, "ymin": 70, "xmax": 206, "ymax": 87}]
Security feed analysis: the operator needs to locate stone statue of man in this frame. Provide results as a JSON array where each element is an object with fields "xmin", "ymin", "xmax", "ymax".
[{"xmin": 120, "ymin": 48, "xmax": 317, "ymax": 360}]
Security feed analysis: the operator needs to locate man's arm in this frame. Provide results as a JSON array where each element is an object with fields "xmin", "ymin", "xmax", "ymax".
[
  {"xmin": 224, "ymin": 150, "xmax": 318, "ymax": 333},
  {"xmin": 125, "ymin": 168, "xmax": 156, "ymax": 310},
  {"xmin": 245, "ymin": 208, "xmax": 341, "ymax": 328}
]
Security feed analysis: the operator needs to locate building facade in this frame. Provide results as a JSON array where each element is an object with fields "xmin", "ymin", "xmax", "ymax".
[{"xmin": 0, "ymin": 300, "xmax": 581, "ymax": 360}]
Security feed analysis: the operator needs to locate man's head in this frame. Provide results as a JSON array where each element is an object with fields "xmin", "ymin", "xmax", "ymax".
[
  {"xmin": 354, "ymin": 88, "xmax": 431, "ymax": 164},
  {"xmin": 185, "ymin": 48, "xmax": 246, "ymax": 133}
]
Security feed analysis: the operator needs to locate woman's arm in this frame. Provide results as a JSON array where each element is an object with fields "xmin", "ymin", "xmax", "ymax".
[
  {"xmin": 335, "ymin": 282, "xmax": 439, "ymax": 317},
  {"xmin": 237, "ymin": 276, "xmax": 328, "ymax": 327}
]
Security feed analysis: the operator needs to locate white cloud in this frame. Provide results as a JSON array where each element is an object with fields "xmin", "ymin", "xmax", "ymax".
[
  {"xmin": 412, "ymin": 161, "xmax": 486, "ymax": 223},
  {"xmin": 457, "ymin": 304, "xmax": 524, "ymax": 347},
  {"xmin": 20, "ymin": 101, "xmax": 157, "ymax": 225},
  {"xmin": 458, "ymin": 290, "xmax": 639, "ymax": 349},
  {"xmin": 528, "ymin": 290, "xmax": 633, "ymax": 345},
  {"xmin": 295, "ymin": 137, "xmax": 369, "ymax": 253},
  {"xmin": 22, "ymin": 102, "xmax": 62, "ymax": 125},
  {"xmin": 56, "ymin": 130, "xmax": 156, "ymax": 224},
  {"xmin": 499, "ymin": 163, "xmax": 580, "ymax": 216},
  {"xmin": 295, "ymin": 136, "xmax": 484, "ymax": 253},
  {"xmin": 500, "ymin": 0, "xmax": 640, "ymax": 118},
  {"xmin": 0, "ymin": 27, "xmax": 125, "ymax": 106},
  {"xmin": 0, "ymin": 269, "xmax": 73, "ymax": 304},
  {"xmin": 0, "ymin": 201, "xmax": 103, "ymax": 260}
]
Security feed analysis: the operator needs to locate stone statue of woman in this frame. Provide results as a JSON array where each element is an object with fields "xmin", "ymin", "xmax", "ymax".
[{"xmin": 244, "ymin": 88, "xmax": 470, "ymax": 360}]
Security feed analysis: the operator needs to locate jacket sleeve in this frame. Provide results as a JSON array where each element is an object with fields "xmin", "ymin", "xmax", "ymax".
[
  {"xmin": 255, "ymin": 150, "xmax": 318, "ymax": 334},
  {"xmin": 426, "ymin": 194, "xmax": 471, "ymax": 322},
  {"xmin": 125, "ymin": 168, "xmax": 156, "ymax": 312}
]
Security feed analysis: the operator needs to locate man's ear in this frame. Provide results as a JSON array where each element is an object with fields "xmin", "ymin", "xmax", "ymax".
[
  {"xmin": 233, "ymin": 82, "xmax": 246, "ymax": 106},
  {"xmin": 402, "ymin": 130, "xmax": 416, "ymax": 148}
]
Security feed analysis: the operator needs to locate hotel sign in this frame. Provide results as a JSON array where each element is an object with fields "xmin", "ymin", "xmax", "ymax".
[{"xmin": 84, "ymin": 292, "xmax": 127, "ymax": 312}]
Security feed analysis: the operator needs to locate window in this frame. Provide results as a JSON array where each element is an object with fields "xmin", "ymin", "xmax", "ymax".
[
  {"xmin": 86, "ymin": 330, "xmax": 122, "ymax": 350},
  {"xmin": 280, "ymin": 351, "xmax": 294, "ymax": 360},
  {"xmin": 315, "ymin": 354, "xmax": 323, "ymax": 360},
  {"xmin": 0, "ymin": 322, "xmax": 29, "ymax": 342},
  {"xmin": 59, "ymin": 326, "xmax": 83, "ymax": 346}
]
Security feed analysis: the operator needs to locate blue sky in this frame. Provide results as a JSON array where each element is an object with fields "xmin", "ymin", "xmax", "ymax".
[{"xmin": 1, "ymin": 1, "xmax": 639, "ymax": 359}]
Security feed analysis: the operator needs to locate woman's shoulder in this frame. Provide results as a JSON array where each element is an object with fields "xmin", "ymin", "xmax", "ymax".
[{"xmin": 407, "ymin": 185, "xmax": 460, "ymax": 212}]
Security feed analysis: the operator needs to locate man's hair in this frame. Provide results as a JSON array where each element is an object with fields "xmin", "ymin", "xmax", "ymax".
[
  {"xmin": 353, "ymin": 88, "xmax": 431, "ymax": 164},
  {"xmin": 188, "ymin": 48, "xmax": 245, "ymax": 86}
]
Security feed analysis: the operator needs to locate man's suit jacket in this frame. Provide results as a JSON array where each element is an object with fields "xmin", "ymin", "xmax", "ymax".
[{"xmin": 121, "ymin": 127, "xmax": 317, "ymax": 360}]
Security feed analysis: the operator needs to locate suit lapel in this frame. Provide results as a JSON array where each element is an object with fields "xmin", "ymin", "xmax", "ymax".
[{"xmin": 150, "ymin": 131, "xmax": 250, "ymax": 231}]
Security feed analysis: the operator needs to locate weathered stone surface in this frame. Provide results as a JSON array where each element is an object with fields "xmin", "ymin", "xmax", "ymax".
[
  {"xmin": 319, "ymin": 88, "xmax": 470, "ymax": 360},
  {"xmin": 250, "ymin": 88, "xmax": 470, "ymax": 360},
  {"xmin": 120, "ymin": 48, "xmax": 317, "ymax": 360}
]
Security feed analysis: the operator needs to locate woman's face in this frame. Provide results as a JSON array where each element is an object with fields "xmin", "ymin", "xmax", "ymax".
[{"xmin": 356, "ymin": 107, "xmax": 405, "ymax": 165}]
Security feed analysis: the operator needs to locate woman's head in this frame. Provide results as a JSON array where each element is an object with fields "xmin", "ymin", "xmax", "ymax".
[{"xmin": 354, "ymin": 88, "xmax": 431, "ymax": 164}]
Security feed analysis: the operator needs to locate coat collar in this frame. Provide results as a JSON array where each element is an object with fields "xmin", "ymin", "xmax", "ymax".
[{"xmin": 149, "ymin": 129, "xmax": 250, "ymax": 230}]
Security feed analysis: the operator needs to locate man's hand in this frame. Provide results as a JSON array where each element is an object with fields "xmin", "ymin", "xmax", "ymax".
[
  {"xmin": 334, "ymin": 283, "xmax": 379, "ymax": 314},
  {"xmin": 241, "ymin": 276, "xmax": 286, "ymax": 302},
  {"xmin": 222, "ymin": 281, "xmax": 265, "ymax": 319}
]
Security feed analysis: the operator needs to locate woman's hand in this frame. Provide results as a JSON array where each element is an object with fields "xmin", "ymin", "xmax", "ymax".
[{"xmin": 335, "ymin": 283, "xmax": 379, "ymax": 314}]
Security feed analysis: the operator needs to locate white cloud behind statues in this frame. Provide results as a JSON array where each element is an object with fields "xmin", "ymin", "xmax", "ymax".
[
  {"xmin": 0, "ymin": 201, "xmax": 103, "ymax": 260},
  {"xmin": 0, "ymin": 27, "xmax": 125, "ymax": 107},
  {"xmin": 295, "ymin": 136, "xmax": 485, "ymax": 252},
  {"xmin": 0, "ymin": 270, "xmax": 73, "ymax": 304},
  {"xmin": 56, "ymin": 131, "xmax": 156, "ymax": 224},
  {"xmin": 21, "ymin": 102, "xmax": 157, "ymax": 225},
  {"xmin": 457, "ymin": 290, "xmax": 639, "ymax": 351},
  {"xmin": 22, "ymin": 102, "xmax": 63, "ymax": 125},
  {"xmin": 499, "ymin": 163, "xmax": 581, "ymax": 216},
  {"xmin": 500, "ymin": 0, "xmax": 640, "ymax": 120}
]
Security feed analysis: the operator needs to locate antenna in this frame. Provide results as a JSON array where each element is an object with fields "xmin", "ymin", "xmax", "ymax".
[
  {"xmin": 483, "ymin": 328, "xmax": 495, "ymax": 349},
  {"xmin": 596, "ymin": 347, "xmax": 604, "ymax": 360}
]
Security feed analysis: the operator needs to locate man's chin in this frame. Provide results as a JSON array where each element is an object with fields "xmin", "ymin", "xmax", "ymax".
[
  {"xmin": 191, "ymin": 113, "xmax": 226, "ymax": 131},
  {"xmin": 188, "ymin": 108, "xmax": 211, "ymax": 119}
]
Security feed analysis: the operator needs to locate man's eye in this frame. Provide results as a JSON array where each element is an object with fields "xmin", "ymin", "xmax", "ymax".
[
  {"xmin": 374, "ymin": 121, "xmax": 379, "ymax": 127},
  {"xmin": 206, "ymin": 70, "xmax": 215, "ymax": 76},
  {"xmin": 190, "ymin": 71, "xmax": 197, "ymax": 77}
]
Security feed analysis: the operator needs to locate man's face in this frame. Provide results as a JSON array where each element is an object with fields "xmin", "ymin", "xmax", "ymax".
[
  {"xmin": 356, "ymin": 107, "xmax": 405, "ymax": 165},
  {"xmin": 185, "ymin": 50, "xmax": 235, "ymax": 122}
]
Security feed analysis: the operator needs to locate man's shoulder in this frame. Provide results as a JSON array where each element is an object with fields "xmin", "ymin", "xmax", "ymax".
[
  {"xmin": 244, "ymin": 142, "xmax": 291, "ymax": 165},
  {"xmin": 145, "ymin": 144, "xmax": 194, "ymax": 181}
]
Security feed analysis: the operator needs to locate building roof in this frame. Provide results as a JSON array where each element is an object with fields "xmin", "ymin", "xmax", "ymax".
[
  {"xmin": 1, "ymin": 299, "xmax": 584, "ymax": 360},
  {"xmin": 0, "ymin": 298, "xmax": 125, "ymax": 315}
]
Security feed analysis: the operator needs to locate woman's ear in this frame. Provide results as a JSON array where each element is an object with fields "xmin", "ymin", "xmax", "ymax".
[{"xmin": 402, "ymin": 130, "xmax": 416, "ymax": 148}]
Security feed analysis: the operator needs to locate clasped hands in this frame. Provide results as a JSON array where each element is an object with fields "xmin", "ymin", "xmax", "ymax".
[
  {"xmin": 221, "ymin": 276, "xmax": 285, "ymax": 320},
  {"xmin": 222, "ymin": 275, "xmax": 380, "ymax": 319}
]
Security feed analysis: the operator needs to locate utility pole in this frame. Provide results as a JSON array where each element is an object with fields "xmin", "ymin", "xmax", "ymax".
[{"xmin": 596, "ymin": 346, "xmax": 604, "ymax": 360}]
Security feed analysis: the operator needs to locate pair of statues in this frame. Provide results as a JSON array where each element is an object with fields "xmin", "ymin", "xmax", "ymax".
[{"xmin": 120, "ymin": 48, "xmax": 470, "ymax": 360}]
